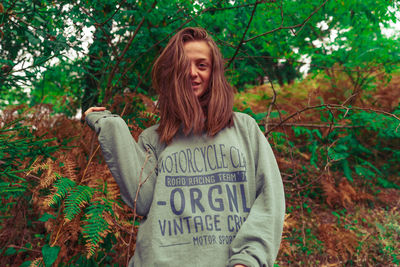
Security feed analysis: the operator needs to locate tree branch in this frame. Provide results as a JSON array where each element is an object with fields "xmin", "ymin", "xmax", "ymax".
[
  {"xmin": 98, "ymin": 0, "xmax": 128, "ymax": 26},
  {"xmin": 79, "ymin": 6, "xmax": 119, "ymax": 59},
  {"xmin": 244, "ymin": 0, "xmax": 329, "ymax": 43},
  {"xmin": 226, "ymin": 2, "xmax": 259, "ymax": 68},
  {"xmin": 127, "ymin": 151, "xmax": 155, "ymax": 266},
  {"xmin": 263, "ymin": 122, "xmax": 363, "ymax": 129},
  {"xmin": 265, "ymin": 103, "xmax": 400, "ymax": 136},
  {"xmin": 104, "ymin": 1, "xmax": 157, "ymax": 102}
]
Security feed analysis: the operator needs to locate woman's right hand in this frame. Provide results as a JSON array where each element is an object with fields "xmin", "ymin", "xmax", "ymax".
[{"xmin": 84, "ymin": 107, "xmax": 106, "ymax": 117}]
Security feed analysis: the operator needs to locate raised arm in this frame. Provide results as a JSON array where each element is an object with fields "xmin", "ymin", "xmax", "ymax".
[{"xmin": 85, "ymin": 110, "xmax": 158, "ymax": 216}]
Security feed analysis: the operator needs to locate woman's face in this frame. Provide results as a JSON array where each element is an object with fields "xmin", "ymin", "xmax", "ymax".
[{"xmin": 183, "ymin": 40, "xmax": 212, "ymax": 98}]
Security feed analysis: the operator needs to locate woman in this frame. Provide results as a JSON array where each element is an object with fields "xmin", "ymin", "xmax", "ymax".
[{"xmin": 85, "ymin": 27, "xmax": 285, "ymax": 267}]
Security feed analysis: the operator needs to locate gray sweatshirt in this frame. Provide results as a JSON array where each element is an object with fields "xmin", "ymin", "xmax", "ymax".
[{"xmin": 86, "ymin": 111, "xmax": 285, "ymax": 267}]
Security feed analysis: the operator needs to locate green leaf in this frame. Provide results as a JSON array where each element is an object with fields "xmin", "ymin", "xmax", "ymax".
[
  {"xmin": 252, "ymin": 112, "xmax": 268, "ymax": 122},
  {"xmin": 375, "ymin": 222, "xmax": 386, "ymax": 233},
  {"xmin": 20, "ymin": 261, "xmax": 32, "ymax": 267},
  {"xmin": 38, "ymin": 213, "xmax": 56, "ymax": 222},
  {"xmin": 332, "ymin": 211, "xmax": 341, "ymax": 220},
  {"xmin": 42, "ymin": 244, "xmax": 60, "ymax": 267},
  {"xmin": 342, "ymin": 160, "xmax": 353, "ymax": 182},
  {"xmin": 82, "ymin": 198, "xmax": 113, "ymax": 257},
  {"xmin": 4, "ymin": 247, "xmax": 17, "ymax": 256},
  {"xmin": 64, "ymin": 185, "xmax": 94, "ymax": 221}
]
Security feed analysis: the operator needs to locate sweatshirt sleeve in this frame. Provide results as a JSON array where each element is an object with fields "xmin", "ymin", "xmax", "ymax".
[
  {"xmin": 85, "ymin": 111, "xmax": 157, "ymax": 216},
  {"xmin": 227, "ymin": 118, "xmax": 285, "ymax": 267}
]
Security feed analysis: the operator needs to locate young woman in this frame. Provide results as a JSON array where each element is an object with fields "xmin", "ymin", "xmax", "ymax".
[{"xmin": 85, "ymin": 27, "xmax": 285, "ymax": 267}]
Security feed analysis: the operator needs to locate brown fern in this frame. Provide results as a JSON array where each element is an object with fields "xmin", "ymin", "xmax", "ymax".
[
  {"xmin": 63, "ymin": 156, "xmax": 79, "ymax": 182},
  {"xmin": 322, "ymin": 176, "xmax": 373, "ymax": 208},
  {"xmin": 321, "ymin": 174, "xmax": 341, "ymax": 208},
  {"xmin": 29, "ymin": 257, "xmax": 44, "ymax": 267},
  {"xmin": 40, "ymin": 158, "xmax": 61, "ymax": 188},
  {"xmin": 318, "ymin": 223, "xmax": 358, "ymax": 262}
]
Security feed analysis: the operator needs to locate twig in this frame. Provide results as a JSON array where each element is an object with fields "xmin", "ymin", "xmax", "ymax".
[
  {"xmin": 265, "ymin": 122, "xmax": 362, "ymax": 128},
  {"xmin": 81, "ymin": 98, "xmax": 131, "ymax": 185},
  {"xmin": 25, "ymin": 174, "xmax": 41, "ymax": 180},
  {"xmin": 126, "ymin": 151, "xmax": 155, "ymax": 266},
  {"xmin": 233, "ymin": 56, "xmax": 396, "ymax": 73},
  {"xmin": 80, "ymin": 145, "xmax": 100, "ymax": 184},
  {"xmin": 264, "ymin": 80, "xmax": 277, "ymax": 133},
  {"xmin": 226, "ymin": 2, "xmax": 259, "ymax": 68},
  {"xmin": 79, "ymin": 6, "xmax": 119, "ymax": 60},
  {"xmin": 50, "ymin": 204, "xmax": 64, "ymax": 246},
  {"xmin": 298, "ymin": 191, "xmax": 307, "ymax": 264},
  {"xmin": 265, "ymin": 103, "xmax": 400, "ymax": 135},
  {"xmin": 244, "ymin": 0, "xmax": 329, "ymax": 43},
  {"xmin": 98, "ymin": 0, "xmax": 127, "ymax": 26},
  {"xmin": 104, "ymin": 1, "xmax": 157, "ymax": 102},
  {"xmin": 7, "ymin": 244, "xmax": 41, "ymax": 253},
  {"xmin": 207, "ymin": 0, "xmax": 275, "ymax": 12}
]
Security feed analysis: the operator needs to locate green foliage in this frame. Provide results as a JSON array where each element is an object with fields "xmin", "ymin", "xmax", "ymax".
[
  {"xmin": 0, "ymin": 119, "xmax": 57, "ymax": 173},
  {"xmin": 0, "ymin": 116, "xmax": 60, "ymax": 265},
  {"xmin": 38, "ymin": 213, "xmax": 56, "ymax": 222},
  {"xmin": 1, "ymin": 1, "xmax": 399, "ymax": 265},
  {"xmin": 42, "ymin": 244, "xmax": 60, "ymax": 267},
  {"xmin": 289, "ymin": 106, "xmax": 400, "ymax": 188},
  {"xmin": 30, "ymin": 63, "xmax": 83, "ymax": 117},
  {"xmin": 47, "ymin": 176, "xmax": 76, "ymax": 207},
  {"xmin": 82, "ymin": 197, "xmax": 114, "ymax": 257},
  {"xmin": 0, "ymin": 118, "xmax": 57, "ymax": 218},
  {"xmin": 1, "ymin": 0, "xmax": 399, "ymax": 111},
  {"xmin": 64, "ymin": 185, "xmax": 95, "ymax": 221}
]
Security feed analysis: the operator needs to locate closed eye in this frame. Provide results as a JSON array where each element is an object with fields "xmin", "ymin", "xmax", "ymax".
[{"xmin": 198, "ymin": 63, "xmax": 209, "ymax": 69}]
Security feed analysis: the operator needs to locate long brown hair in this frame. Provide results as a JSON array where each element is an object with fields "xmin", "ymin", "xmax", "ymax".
[{"xmin": 152, "ymin": 27, "xmax": 234, "ymax": 144}]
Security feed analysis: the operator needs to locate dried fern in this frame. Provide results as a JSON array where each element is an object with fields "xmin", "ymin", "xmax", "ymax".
[
  {"xmin": 39, "ymin": 158, "xmax": 59, "ymax": 188},
  {"xmin": 63, "ymin": 157, "xmax": 79, "ymax": 182},
  {"xmin": 29, "ymin": 257, "xmax": 44, "ymax": 267}
]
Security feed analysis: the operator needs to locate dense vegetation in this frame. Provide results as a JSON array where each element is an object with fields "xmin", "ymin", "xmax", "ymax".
[{"xmin": 1, "ymin": 0, "xmax": 399, "ymax": 266}]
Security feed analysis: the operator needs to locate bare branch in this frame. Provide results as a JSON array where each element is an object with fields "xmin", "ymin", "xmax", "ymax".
[
  {"xmin": 234, "ymin": 56, "xmax": 398, "ymax": 73},
  {"xmin": 104, "ymin": 1, "xmax": 157, "ymax": 102},
  {"xmin": 244, "ymin": 0, "xmax": 329, "ymax": 43},
  {"xmin": 127, "ymin": 151, "xmax": 156, "ymax": 266},
  {"xmin": 79, "ymin": 6, "xmax": 119, "ymax": 60},
  {"xmin": 265, "ymin": 122, "xmax": 362, "ymax": 128},
  {"xmin": 208, "ymin": 0, "xmax": 275, "ymax": 12},
  {"xmin": 98, "ymin": 0, "xmax": 128, "ymax": 26},
  {"xmin": 226, "ymin": 2, "xmax": 259, "ymax": 68},
  {"xmin": 264, "ymin": 81, "xmax": 277, "ymax": 133},
  {"xmin": 265, "ymin": 103, "xmax": 400, "ymax": 136}
]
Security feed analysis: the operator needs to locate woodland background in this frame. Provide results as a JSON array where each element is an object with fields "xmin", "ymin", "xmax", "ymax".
[{"xmin": 1, "ymin": 0, "xmax": 399, "ymax": 266}]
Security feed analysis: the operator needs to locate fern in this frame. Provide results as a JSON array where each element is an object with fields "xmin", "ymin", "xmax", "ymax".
[
  {"xmin": 64, "ymin": 185, "xmax": 94, "ymax": 222},
  {"xmin": 63, "ymin": 157, "xmax": 79, "ymax": 182},
  {"xmin": 82, "ymin": 197, "xmax": 113, "ymax": 258},
  {"xmin": 352, "ymin": 110, "xmax": 400, "ymax": 139},
  {"xmin": 0, "ymin": 181, "xmax": 27, "ymax": 197},
  {"xmin": 38, "ymin": 158, "xmax": 59, "ymax": 188},
  {"xmin": 29, "ymin": 257, "xmax": 44, "ymax": 267},
  {"xmin": 45, "ymin": 176, "xmax": 76, "ymax": 207}
]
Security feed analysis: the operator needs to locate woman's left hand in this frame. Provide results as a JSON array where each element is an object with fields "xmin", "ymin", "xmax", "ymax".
[{"xmin": 84, "ymin": 106, "xmax": 106, "ymax": 117}]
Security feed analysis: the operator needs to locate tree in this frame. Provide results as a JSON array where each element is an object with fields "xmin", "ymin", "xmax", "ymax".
[{"xmin": 1, "ymin": 0, "xmax": 398, "ymax": 111}]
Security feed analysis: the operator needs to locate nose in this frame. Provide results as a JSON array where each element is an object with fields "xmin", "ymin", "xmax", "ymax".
[{"xmin": 190, "ymin": 64, "xmax": 197, "ymax": 78}]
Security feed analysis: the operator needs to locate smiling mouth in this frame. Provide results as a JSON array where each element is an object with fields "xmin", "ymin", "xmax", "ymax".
[{"xmin": 191, "ymin": 82, "xmax": 201, "ymax": 89}]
